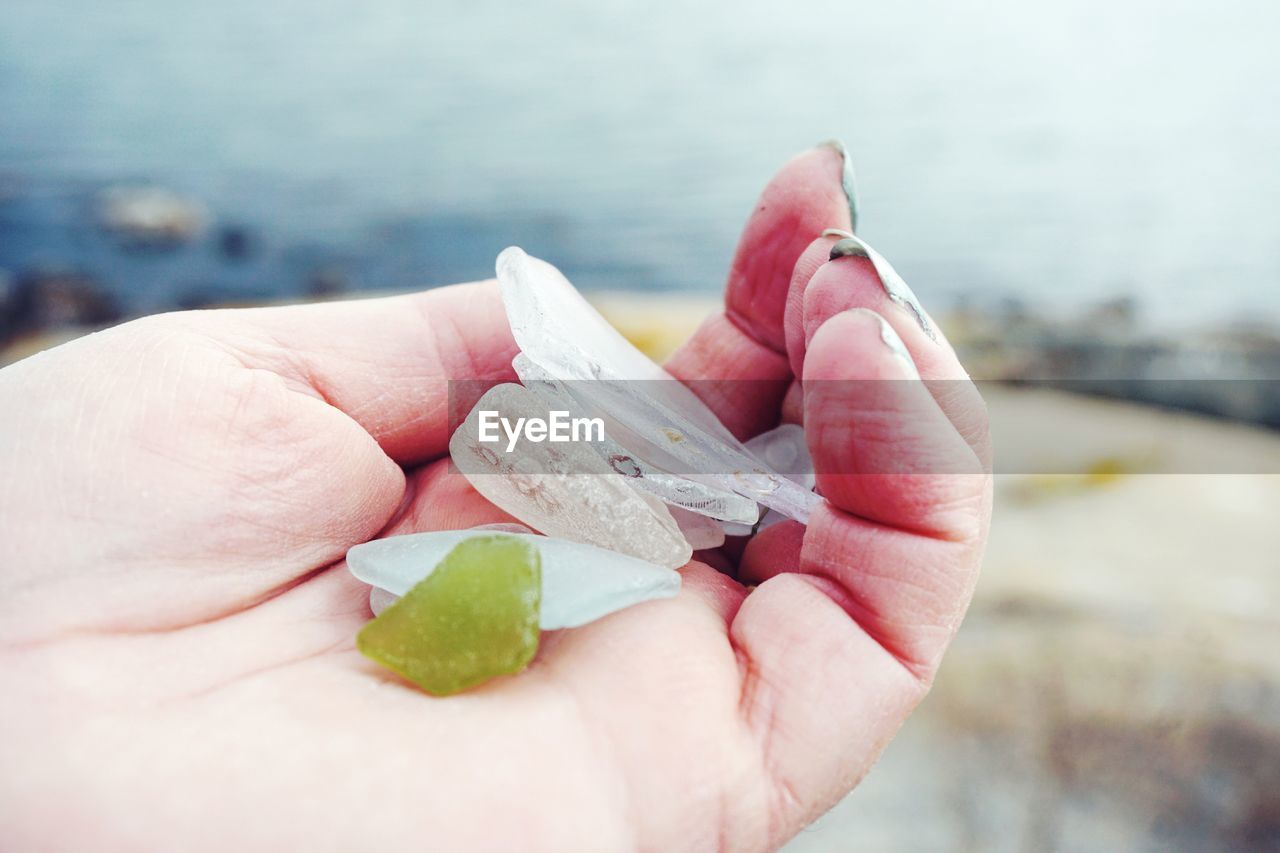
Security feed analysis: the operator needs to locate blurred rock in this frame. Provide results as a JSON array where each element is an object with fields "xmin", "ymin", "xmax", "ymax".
[
  {"xmin": 0, "ymin": 268, "xmax": 120, "ymax": 344},
  {"xmin": 97, "ymin": 186, "xmax": 206, "ymax": 247},
  {"xmin": 305, "ymin": 266, "xmax": 350, "ymax": 298},
  {"xmin": 174, "ymin": 288, "xmax": 224, "ymax": 312},
  {"xmin": 216, "ymin": 224, "xmax": 256, "ymax": 261},
  {"xmin": 1083, "ymin": 296, "xmax": 1138, "ymax": 331},
  {"xmin": 0, "ymin": 268, "xmax": 15, "ymax": 341},
  {"xmin": 945, "ymin": 298, "xmax": 1280, "ymax": 427}
]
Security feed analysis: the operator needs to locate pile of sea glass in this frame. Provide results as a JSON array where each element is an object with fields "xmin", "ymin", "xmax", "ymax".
[{"xmin": 348, "ymin": 248, "xmax": 818, "ymax": 695}]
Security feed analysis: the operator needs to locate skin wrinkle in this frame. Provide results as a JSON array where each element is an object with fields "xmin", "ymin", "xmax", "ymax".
[
  {"xmin": 790, "ymin": 574, "xmax": 937, "ymax": 692},
  {"xmin": 808, "ymin": 514, "xmax": 967, "ymax": 607},
  {"xmin": 5, "ymin": 333, "xmax": 403, "ymax": 645},
  {"xmin": 736, "ymin": 628, "xmax": 804, "ymax": 842},
  {"xmin": 807, "ymin": 404, "xmax": 984, "ymax": 541},
  {"xmin": 722, "ymin": 303, "xmax": 785, "ymax": 362},
  {"xmin": 190, "ymin": 357, "xmax": 404, "ymax": 554},
  {"xmin": 801, "ymin": 524, "xmax": 972, "ymax": 675},
  {"xmin": 815, "ymin": 395, "xmax": 981, "ymax": 475},
  {"xmin": 798, "ymin": 260, "xmax": 991, "ymax": 463},
  {"xmin": 2, "ymin": 558, "xmax": 338, "ymax": 652},
  {"xmin": 425, "ymin": 286, "xmax": 517, "ymax": 383},
  {"xmin": 728, "ymin": 217, "xmax": 801, "ymax": 347},
  {"xmin": 199, "ymin": 320, "xmax": 330, "ymax": 405},
  {"xmin": 145, "ymin": 628, "xmax": 352, "ymax": 711},
  {"xmin": 735, "ymin": 574, "xmax": 928, "ymax": 840}
]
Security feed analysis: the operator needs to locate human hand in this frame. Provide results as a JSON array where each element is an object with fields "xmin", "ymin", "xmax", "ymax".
[{"xmin": 0, "ymin": 145, "xmax": 991, "ymax": 851}]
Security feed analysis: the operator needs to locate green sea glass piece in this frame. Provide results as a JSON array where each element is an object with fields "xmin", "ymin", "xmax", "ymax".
[{"xmin": 356, "ymin": 534, "xmax": 541, "ymax": 696}]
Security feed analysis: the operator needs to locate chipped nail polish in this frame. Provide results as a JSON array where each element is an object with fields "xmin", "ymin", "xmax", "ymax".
[
  {"xmin": 819, "ymin": 139, "xmax": 859, "ymax": 232},
  {"xmin": 826, "ymin": 234, "xmax": 936, "ymax": 342}
]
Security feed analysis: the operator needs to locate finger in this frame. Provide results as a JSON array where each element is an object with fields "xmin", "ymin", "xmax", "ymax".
[
  {"xmin": 800, "ymin": 240, "xmax": 991, "ymax": 462},
  {"xmin": 665, "ymin": 143, "xmax": 852, "ymax": 439},
  {"xmin": 775, "ymin": 232, "xmax": 849, "ymax": 427},
  {"xmin": 738, "ymin": 520, "xmax": 804, "ymax": 585},
  {"xmin": 779, "ymin": 380, "xmax": 804, "ymax": 425},
  {"xmin": 664, "ymin": 313, "xmax": 790, "ymax": 440},
  {"xmin": 730, "ymin": 572, "xmax": 927, "ymax": 843},
  {"xmin": 782, "ymin": 234, "xmax": 846, "ymax": 380},
  {"xmin": 181, "ymin": 281, "xmax": 518, "ymax": 465},
  {"xmin": 804, "ymin": 309, "xmax": 985, "ymax": 539},
  {"xmin": 801, "ymin": 306, "xmax": 987, "ymax": 668},
  {"xmin": 727, "ymin": 311, "xmax": 989, "ymax": 838},
  {"xmin": 725, "ymin": 143, "xmax": 854, "ymax": 353},
  {"xmin": 380, "ymin": 458, "xmax": 519, "ymax": 537},
  {"xmin": 0, "ymin": 321, "xmax": 409, "ymax": 641}
]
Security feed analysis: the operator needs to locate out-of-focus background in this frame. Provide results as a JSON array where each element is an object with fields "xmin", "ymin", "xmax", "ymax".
[{"xmin": 2, "ymin": 1, "xmax": 1278, "ymax": 849}]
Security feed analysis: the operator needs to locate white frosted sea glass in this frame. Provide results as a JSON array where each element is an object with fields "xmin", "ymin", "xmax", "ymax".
[
  {"xmin": 349, "ymin": 531, "xmax": 682, "ymax": 630},
  {"xmin": 369, "ymin": 586, "xmax": 398, "ymax": 616}
]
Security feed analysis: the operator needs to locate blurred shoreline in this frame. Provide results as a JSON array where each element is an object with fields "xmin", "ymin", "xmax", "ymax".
[
  {"xmin": 5, "ymin": 260, "xmax": 1277, "ymax": 431},
  {"xmin": 4, "ymin": 178, "xmax": 1279, "ymax": 428}
]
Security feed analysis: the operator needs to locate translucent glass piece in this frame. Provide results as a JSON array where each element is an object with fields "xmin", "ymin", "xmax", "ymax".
[
  {"xmin": 742, "ymin": 424, "xmax": 818, "ymax": 532},
  {"xmin": 513, "ymin": 353, "xmax": 759, "ymax": 525},
  {"xmin": 668, "ymin": 506, "xmax": 727, "ymax": 550},
  {"xmin": 497, "ymin": 247, "xmax": 820, "ymax": 523},
  {"xmin": 348, "ymin": 530, "xmax": 682, "ymax": 630},
  {"xmin": 745, "ymin": 424, "xmax": 815, "ymax": 491},
  {"xmin": 449, "ymin": 382, "xmax": 692, "ymax": 569},
  {"xmin": 355, "ymin": 535, "xmax": 541, "ymax": 696}
]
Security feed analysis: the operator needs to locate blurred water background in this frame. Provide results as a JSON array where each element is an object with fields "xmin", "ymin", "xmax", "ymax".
[
  {"xmin": 2, "ymin": 0, "xmax": 1279, "ymax": 333},
  {"xmin": 5, "ymin": 4, "xmax": 1280, "ymax": 851}
]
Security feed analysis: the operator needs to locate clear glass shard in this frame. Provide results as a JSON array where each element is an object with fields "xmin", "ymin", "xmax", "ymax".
[
  {"xmin": 730, "ymin": 424, "xmax": 819, "ymax": 533},
  {"xmin": 448, "ymin": 382, "xmax": 692, "ymax": 569},
  {"xmin": 667, "ymin": 505, "xmax": 727, "ymax": 550},
  {"xmin": 497, "ymin": 247, "xmax": 820, "ymax": 523},
  {"xmin": 513, "ymin": 353, "xmax": 759, "ymax": 525},
  {"xmin": 745, "ymin": 423, "xmax": 816, "ymax": 491},
  {"xmin": 348, "ymin": 530, "xmax": 682, "ymax": 630}
]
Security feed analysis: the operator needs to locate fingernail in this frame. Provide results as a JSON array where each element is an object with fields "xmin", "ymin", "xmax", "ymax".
[
  {"xmin": 848, "ymin": 308, "xmax": 920, "ymax": 379},
  {"xmin": 826, "ymin": 233, "xmax": 937, "ymax": 342},
  {"xmin": 819, "ymin": 139, "xmax": 859, "ymax": 232}
]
